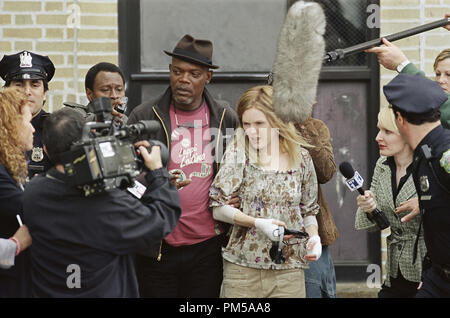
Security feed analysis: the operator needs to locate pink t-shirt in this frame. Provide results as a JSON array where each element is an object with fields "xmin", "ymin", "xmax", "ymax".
[{"xmin": 165, "ymin": 101, "xmax": 218, "ymax": 246}]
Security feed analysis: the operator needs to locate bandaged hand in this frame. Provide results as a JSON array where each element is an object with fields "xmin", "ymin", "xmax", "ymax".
[
  {"xmin": 305, "ymin": 235, "xmax": 322, "ymax": 261},
  {"xmin": 254, "ymin": 218, "xmax": 285, "ymax": 242},
  {"xmin": 356, "ymin": 190, "xmax": 377, "ymax": 214}
]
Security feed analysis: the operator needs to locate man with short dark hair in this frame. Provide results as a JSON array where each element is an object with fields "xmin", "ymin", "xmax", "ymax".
[
  {"xmin": 23, "ymin": 108, "xmax": 181, "ymax": 297},
  {"xmin": 85, "ymin": 62, "xmax": 128, "ymax": 122},
  {"xmin": 0, "ymin": 51, "xmax": 55, "ymax": 177},
  {"xmin": 128, "ymin": 34, "xmax": 239, "ymax": 298},
  {"xmin": 385, "ymin": 73, "xmax": 450, "ymax": 298},
  {"xmin": 66, "ymin": 62, "xmax": 128, "ymax": 124}
]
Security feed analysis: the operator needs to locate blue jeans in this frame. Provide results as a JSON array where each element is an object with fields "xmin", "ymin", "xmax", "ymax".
[{"xmin": 304, "ymin": 245, "xmax": 337, "ymax": 298}]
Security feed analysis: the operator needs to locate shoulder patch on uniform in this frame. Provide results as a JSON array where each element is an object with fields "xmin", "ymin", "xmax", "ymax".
[{"xmin": 440, "ymin": 149, "xmax": 450, "ymax": 173}]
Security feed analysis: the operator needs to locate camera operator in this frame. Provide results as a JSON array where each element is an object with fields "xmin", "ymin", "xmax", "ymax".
[{"xmin": 23, "ymin": 108, "xmax": 181, "ymax": 297}]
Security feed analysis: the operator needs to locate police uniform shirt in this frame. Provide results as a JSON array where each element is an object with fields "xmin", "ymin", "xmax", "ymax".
[
  {"xmin": 0, "ymin": 51, "xmax": 55, "ymax": 178},
  {"xmin": 28, "ymin": 109, "xmax": 51, "ymax": 177},
  {"xmin": 408, "ymin": 125, "xmax": 450, "ymax": 266}
]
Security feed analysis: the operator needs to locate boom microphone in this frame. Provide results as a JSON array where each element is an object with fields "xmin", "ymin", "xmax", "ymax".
[
  {"xmin": 324, "ymin": 17, "xmax": 450, "ymax": 63},
  {"xmin": 339, "ymin": 161, "xmax": 390, "ymax": 230},
  {"xmin": 272, "ymin": 1, "xmax": 326, "ymax": 124}
]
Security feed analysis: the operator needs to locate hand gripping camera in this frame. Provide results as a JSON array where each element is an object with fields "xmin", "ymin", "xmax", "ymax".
[{"xmin": 60, "ymin": 97, "xmax": 168, "ymax": 196}]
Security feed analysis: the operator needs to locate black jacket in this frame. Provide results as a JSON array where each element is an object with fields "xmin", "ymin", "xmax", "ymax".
[
  {"xmin": 409, "ymin": 125, "xmax": 450, "ymax": 266},
  {"xmin": 128, "ymin": 87, "xmax": 239, "ymax": 176},
  {"xmin": 0, "ymin": 163, "xmax": 31, "ymax": 297},
  {"xmin": 23, "ymin": 167, "xmax": 181, "ymax": 297}
]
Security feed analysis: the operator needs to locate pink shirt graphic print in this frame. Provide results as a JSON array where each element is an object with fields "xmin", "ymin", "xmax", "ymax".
[{"xmin": 165, "ymin": 101, "xmax": 217, "ymax": 246}]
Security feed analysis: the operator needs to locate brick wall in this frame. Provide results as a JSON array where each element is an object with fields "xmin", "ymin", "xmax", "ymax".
[
  {"xmin": 0, "ymin": 0, "xmax": 119, "ymax": 112},
  {"xmin": 379, "ymin": 0, "xmax": 450, "ymax": 280},
  {"xmin": 379, "ymin": 0, "xmax": 450, "ymax": 107}
]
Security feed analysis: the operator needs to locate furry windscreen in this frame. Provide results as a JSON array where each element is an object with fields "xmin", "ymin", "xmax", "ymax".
[{"xmin": 272, "ymin": 1, "xmax": 326, "ymax": 124}]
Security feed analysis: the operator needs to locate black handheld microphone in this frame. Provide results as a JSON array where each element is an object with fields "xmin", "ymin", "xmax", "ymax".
[{"xmin": 339, "ymin": 161, "xmax": 390, "ymax": 230}]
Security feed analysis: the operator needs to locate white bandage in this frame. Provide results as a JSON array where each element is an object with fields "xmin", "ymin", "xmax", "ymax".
[
  {"xmin": 254, "ymin": 218, "xmax": 280, "ymax": 242},
  {"xmin": 306, "ymin": 235, "xmax": 322, "ymax": 260},
  {"xmin": 212, "ymin": 205, "xmax": 238, "ymax": 224},
  {"xmin": 303, "ymin": 215, "xmax": 318, "ymax": 228}
]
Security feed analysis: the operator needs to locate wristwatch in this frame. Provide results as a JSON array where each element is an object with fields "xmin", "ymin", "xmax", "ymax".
[{"xmin": 396, "ymin": 60, "xmax": 410, "ymax": 73}]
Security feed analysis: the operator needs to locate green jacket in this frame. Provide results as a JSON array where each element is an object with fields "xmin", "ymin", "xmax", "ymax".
[
  {"xmin": 401, "ymin": 63, "xmax": 450, "ymax": 129},
  {"xmin": 355, "ymin": 156, "xmax": 426, "ymax": 286}
]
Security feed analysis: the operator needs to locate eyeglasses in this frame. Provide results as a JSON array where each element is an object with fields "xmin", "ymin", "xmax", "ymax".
[
  {"xmin": 269, "ymin": 227, "xmax": 309, "ymax": 264},
  {"xmin": 174, "ymin": 106, "xmax": 209, "ymax": 129}
]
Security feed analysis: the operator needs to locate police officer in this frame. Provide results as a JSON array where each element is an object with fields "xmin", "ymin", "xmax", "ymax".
[
  {"xmin": 0, "ymin": 51, "xmax": 55, "ymax": 178},
  {"xmin": 384, "ymin": 73, "xmax": 450, "ymax": 297}
]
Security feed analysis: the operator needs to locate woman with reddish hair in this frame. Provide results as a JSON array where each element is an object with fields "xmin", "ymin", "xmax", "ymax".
[{"xmin": 0, "ymin": 87, "xmax": 35, "ymax": 297}]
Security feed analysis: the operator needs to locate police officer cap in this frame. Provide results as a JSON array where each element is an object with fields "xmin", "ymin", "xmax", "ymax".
[
  {"xmin": 0, "ymin": 51, "xmax": 55, "ymax": 82},
  {"xmin": 383, "ymin": 73, "xmax": 447, "ymax": 114}
]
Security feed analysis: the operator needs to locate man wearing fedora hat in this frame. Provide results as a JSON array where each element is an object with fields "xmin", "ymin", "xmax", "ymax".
[
  {"xmin": 0, "ymin": 51, "xmax": 55, "ymax": 178},
  {"xmin": 128, "ymin": 34, "xmax": 238, "ymax": 298}
]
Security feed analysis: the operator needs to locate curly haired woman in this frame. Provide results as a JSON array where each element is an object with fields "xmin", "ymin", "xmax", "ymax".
[{"xmin": 0, "ymin": 87, "xmax": 35, "ymax": 297}]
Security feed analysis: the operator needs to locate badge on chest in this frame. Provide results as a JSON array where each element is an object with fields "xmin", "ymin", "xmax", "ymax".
[
  {"xmin": 31, "ymin": 146, "xmax": 44, "ymax": 162},
  {"xmin": 420, "ymin": 175, "xmax": 429, "ymax": 192},
  {"xmin": 419, "ymin": 175, "xmax": 432, "ymax": 200}
]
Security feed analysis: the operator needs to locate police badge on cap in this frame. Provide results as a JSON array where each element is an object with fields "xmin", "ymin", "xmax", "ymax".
[
  {"xmin": 20, "ymin": 51, "xmax": 33, "ymax": 68},
  {"xmin": 0, "ymin": 51, "xmax": 55, "ymax": 82}
]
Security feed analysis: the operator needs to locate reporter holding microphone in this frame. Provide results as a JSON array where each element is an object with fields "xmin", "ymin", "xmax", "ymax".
[{"xmin": 354, "ymin": 107, "xmax": 424, "ymax": 298}]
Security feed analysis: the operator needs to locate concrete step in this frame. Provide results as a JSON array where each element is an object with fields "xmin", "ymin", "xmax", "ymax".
[{"xmin": 336, "ymin": 282, "xmax": 380, "ymax": 298}]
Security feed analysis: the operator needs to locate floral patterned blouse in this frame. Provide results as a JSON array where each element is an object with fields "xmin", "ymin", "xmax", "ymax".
[{"xmin": 209, "ymin": 144, "xmax": 320, "ymax": 270}]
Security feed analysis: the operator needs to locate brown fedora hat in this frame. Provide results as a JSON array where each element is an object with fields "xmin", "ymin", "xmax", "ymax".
[{"xmin": 164, "ymin": 34, "xmax": 219, "ymax": 69}]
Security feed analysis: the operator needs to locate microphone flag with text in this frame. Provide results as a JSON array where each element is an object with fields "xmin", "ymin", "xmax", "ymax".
[
  {"xmin": 272, "ymin": 1, "xmax": 326, "ymax": 124},
  {"xmin": 339, "ymin": 161, "xmax": 390, "ymax": 230}
]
